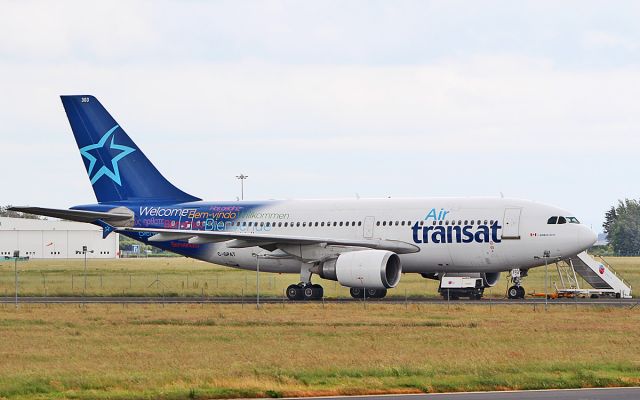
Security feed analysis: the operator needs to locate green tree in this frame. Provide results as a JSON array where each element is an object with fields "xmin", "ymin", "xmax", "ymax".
[{"xmin": 603, "ymin": 199, "xmax": 640, "ymax": 255}]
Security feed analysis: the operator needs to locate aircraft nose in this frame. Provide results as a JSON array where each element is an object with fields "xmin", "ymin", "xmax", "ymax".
[{"xmin": 578, "ymin": 226, "xmax": 597, "ymax": 250}]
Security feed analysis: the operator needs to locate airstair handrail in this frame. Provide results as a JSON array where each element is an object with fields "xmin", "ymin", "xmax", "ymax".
[{"xmin": 595, "ymin": 254, "xmax": 632, "ymax": 290}]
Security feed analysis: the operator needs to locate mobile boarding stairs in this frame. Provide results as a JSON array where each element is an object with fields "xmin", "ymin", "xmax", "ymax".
[{"xmin": 554, "ymin": 252, "xmax": 632, "ymax": 299}]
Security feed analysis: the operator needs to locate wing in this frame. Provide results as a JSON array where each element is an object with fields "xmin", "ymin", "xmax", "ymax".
[
  {"xmin": 119, "ymin": 226, "xmax": 420, "ymax": 254},
  {"xmin": 8, "ymin": 206, "xmax": 133, "ymax": 223}
]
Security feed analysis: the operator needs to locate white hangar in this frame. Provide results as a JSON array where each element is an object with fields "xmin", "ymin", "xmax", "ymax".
[{"xmin": 0, "ymin": 217, "xmax": 119, "ymax": 259}]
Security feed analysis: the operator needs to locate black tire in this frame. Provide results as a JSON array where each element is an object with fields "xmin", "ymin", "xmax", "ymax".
[
  {"xmin": 303, "ymin": 285, "xmax": 315, "ymax": 300},
  {"xmin": 517, "ymin": 286, "xmax": 526, "ymax": 299},
  {"xmin": 376, "ymin": 288, "xmax": 387, "ymax": 299},
  {"xmin": 615, "ymin": 293, "xmax": 621, "ymax": 299},
  {"xmin": 286, "ymin": 284, "xmax": 304, "ymax": 300},
  {"xmin": 312, "ymin": 284, "xmax": 324, "ymax": 299},
  {"xmin": 350, "ymin": 287, "xmax": 363, "ymax": 299},
  {"xmin": 508, "ymin": 286, "xmax": 519, "ymax": 299}
]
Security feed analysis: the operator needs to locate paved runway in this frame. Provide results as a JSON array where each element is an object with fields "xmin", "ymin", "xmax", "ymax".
[
  {"xmin": 287, "ymin": 387, "xmax": 640, "ymax": 400},
  {"xmin": 0, "ymin": 295, "xmax": 637, "ymax": 306}
]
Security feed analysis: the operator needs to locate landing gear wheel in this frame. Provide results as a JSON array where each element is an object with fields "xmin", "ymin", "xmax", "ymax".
[
  {"xmin": 303, "ymin": 284, "xmax": 324, "ymax": 300},
  {"xmin": 286, "ymin": 284, "xmax": 304, "ymax": 301},
  {"xmin": 350, "ymin": 287, "xmax": 363, "ymax": 299},
  {"xmin": 508, "ymin": 286, "xmax": 520, "ymax": 299},
  {"xmin": 375, "ymin": 288, "xmax": 387, "ymax": 299},
  {"xmin": 517, "ymin": 286, "xmax": 525, "ymax": 299},
  {"xmin": 365, "ymin": 288, "xmax": 387, "ymax": 299}
]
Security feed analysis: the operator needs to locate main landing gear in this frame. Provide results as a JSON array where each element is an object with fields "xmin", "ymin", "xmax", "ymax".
[
  {"xmin": 349, "ymin": 287, "xmax": 387, "ymax": 299},
  {"xmin": 507, "ymin": 268, "xmax": 527, "ymax": 299},
  {"xmin": 286, "ymin": 283, "xmax": 324, "ymax": 301}
]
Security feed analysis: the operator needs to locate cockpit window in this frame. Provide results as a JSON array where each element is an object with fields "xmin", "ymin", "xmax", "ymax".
[
  {"xmin": 547, "ymin": 216, "xmax": 558, "ymax": 224},
  {"xmin": 567, "ymin": 217, "xmax": 580, "ymax": 224},
  {"xmin": 557, "ymin": 216, "xmax": 567, "ymax": 224}
]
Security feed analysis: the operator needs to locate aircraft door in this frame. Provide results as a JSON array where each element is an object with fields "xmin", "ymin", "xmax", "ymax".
[
  {"xmin": 363, "ymin": 216, "xmax": 375, "ymax": 238},
  {"xmin": 502, "ymin": 208, "xmax": 521, "ymax": 239}
]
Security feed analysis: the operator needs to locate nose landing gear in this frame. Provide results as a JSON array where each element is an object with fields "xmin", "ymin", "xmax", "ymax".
[{"xmin": 507, "ymin": 268, "xmax": 527, "ymax": 299}]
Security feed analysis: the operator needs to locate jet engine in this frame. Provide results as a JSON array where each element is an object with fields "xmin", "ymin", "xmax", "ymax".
[{"xmin": 315, "ymin": 250, "xmax": 402, "ymax": 289}]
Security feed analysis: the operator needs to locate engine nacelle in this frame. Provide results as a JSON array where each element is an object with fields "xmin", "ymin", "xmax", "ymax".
[
  {"xmin": 316, "ymin": 250, "xmax": 402, "ymax": 289},
  {"xmin": 442, "ymin": 272, "xmax": 501, "ymax": 287},
  {"xmin": 481, "ymin": 272, "xmax": 501, "ymax": 287}
]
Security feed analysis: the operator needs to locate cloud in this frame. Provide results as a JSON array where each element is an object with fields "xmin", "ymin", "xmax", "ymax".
[
  {"xmin": 2, "ymin": 1, "xmax": 640, "ymax": 230},
  {"xmin": 583, "ymin": 30, "xmax": 638, "ymax": 51}
]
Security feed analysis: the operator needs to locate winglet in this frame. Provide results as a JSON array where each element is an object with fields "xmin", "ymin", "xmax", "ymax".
[{"xmin": 96, "ymin": 219, "xmax": 117, "ymax": 239}]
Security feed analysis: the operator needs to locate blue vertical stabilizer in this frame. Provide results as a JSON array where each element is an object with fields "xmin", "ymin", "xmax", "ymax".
[{"xmin": 61, "ymin": 95, "xmax": 201, "ymax": 203}]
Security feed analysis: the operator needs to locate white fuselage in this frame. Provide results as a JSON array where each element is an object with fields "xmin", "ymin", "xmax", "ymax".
[{"xmin": 194, "ymin": 197, "xmax": 596, "ymax": 275}]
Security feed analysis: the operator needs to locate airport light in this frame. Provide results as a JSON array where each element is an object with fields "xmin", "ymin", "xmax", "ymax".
[
  {"xmin": 535, "ymin": 250, "xmax": 552, "ymax": 310},
  {"xmin": 14, "ymin": 250, "xmax": 19, "ymax": 308},
  {"xmin": 82, "ymin": 246, "xmax": 94, "ymax": 306},
  {"xmin": 254, "ymin": 254, "xmax": 261, "ymax": 309},
  {"xmin": 236, "ymin": 174, "xmax": 248, "ymax": 200}
]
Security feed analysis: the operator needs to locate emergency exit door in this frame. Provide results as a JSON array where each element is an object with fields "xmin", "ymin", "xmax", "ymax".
[
  {"xmin": 502, "ymin": 208, "xmax": 521, "ymax": 239},
  {"xmin": 363, "ymin": 216, "xmax": 375, "ymax": 239}
]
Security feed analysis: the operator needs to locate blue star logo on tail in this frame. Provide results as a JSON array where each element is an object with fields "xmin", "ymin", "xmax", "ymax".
[{"xmin": 79, "ymin": 125, "xmax": 136, "ymax": 186}]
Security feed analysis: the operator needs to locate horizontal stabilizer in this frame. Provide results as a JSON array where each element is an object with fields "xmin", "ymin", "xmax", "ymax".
[{"xmin": 8, "ymin": 206, "xmax": 133, "ymax": 224}]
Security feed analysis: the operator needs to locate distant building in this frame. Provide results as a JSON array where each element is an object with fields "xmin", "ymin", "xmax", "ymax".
[{"xmin": 0, "ymin": 217, "xmax": 119, "ymax": 259}]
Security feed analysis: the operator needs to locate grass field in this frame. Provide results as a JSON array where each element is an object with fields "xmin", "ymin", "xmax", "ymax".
[
  {"xmin": 0, "ymin": 303, "xmax": 639, "ymax": 399},
  {"xmin": 0, "ymin": 255, "xmax": 637, "ymax": 299}
]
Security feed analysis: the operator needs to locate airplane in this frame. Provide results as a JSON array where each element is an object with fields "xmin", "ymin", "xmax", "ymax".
[{"xmin": 10, "ymin": 95, "xmax": 598, "ymax": 301}]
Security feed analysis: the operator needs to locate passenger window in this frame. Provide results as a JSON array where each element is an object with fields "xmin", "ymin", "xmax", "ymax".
[
  {"xmin": 558, "ymin": 216, "xmax": 567, "ymax": 224},
  {"xmin": 458, "ymin": 220, "xmax": 462, "ymax": 225},
  {"xmin": 321, "ymin": 222, "xmax": 325, "ymax": 227},
  {"xmin": 376, "ymin": 221, "xmax": 380, "ymax": 226},
  {"xmin": 439, "ymin": 221, "xmax": 443, "ymax": 226},
  {"xmin": 358, "ymin": 221, "xmax": 362, "ymax": 226},
  {"xmin": 445, "ymin": 221, "xmax": 449, "ymax": 226},
  {"xmin": 432, "ymin": 221, "xmax": 436, "ymax": 226},
  {"xmin": 420, "ymin": 220, "xmax": 425, "ymax": 226},
  {"xmin": 315, "ymin": 222, "xmax": 319, "ymax": 227},
  {"xmin": 395, "ymin": 221, "xmax": 399, "ymax": 226},
  {"xmin": 382, "ymin": 221, "xmax": 387, "ymax": 226},
  {"xmin": 484, "ymin": 220, "xmax": 488, "ymax": 225},
  {"xmin": 339, "ymin": 222, "xmax": 343, "ymax": 226},
  {"xmin": 266, "ymin": 222, "xmax": 270, "ymax": 227},
  {"xmin": 547, "ymin": 216, "xmax": 558, "ymax": 224},
  {"xmin": 401, "ymin": 221, "xmax": 405, "ymax": 226},
  {"xmin": 333, "ymin": 222, "xmax": 337, "ymax": 226},
  {"xmin": 296, "ymin": 222, "xmax": 300, "ymax": 227}
]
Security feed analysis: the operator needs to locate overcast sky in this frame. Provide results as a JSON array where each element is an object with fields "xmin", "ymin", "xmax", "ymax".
[{"xmin": 1, "ymin": 1, "xmax": 640, "ymax": 232}]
